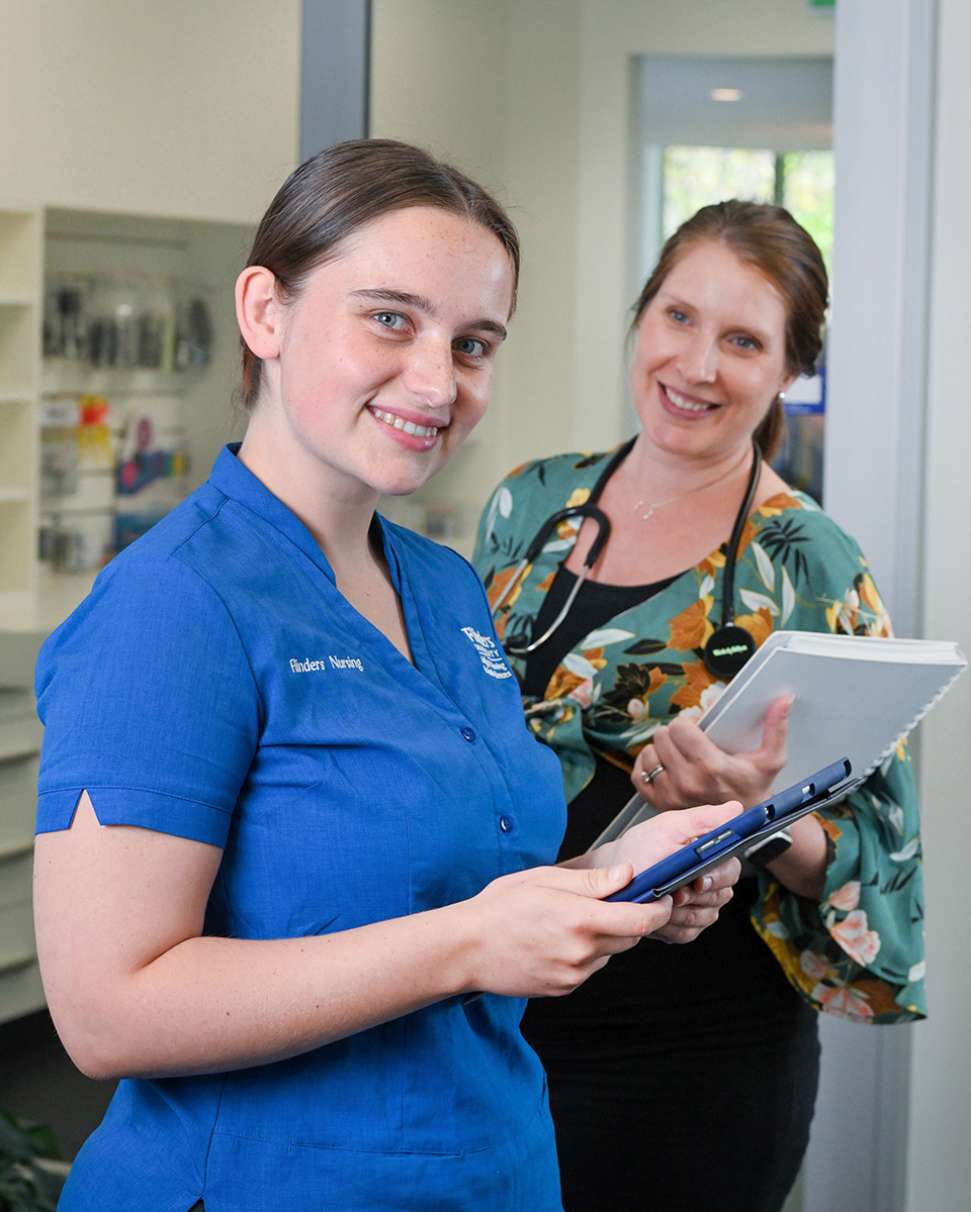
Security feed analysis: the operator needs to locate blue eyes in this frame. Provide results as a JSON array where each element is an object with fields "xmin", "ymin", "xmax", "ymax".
[
  {"xmin": 370, "ymin": 313, "xmax": 488, "ymax": 360},
  {"xmin": 374, "ymin": 311, "xmax": 407, "ymax": 331},
  {"xmin": 665, "ymin": 307, "xmax": 761, "ymax": 352}
]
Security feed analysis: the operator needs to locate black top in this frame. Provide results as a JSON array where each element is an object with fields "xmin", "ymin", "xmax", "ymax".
[
  {"xmin": 522, "ymin": 566, "xmax": 679, "ymax": 703},
  {"xmin": 522, "ymin": 565, "xmax": 678, "ymax": 858}
]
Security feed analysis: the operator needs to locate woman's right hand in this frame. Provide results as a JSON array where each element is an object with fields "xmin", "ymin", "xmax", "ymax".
[
  {"xmin": 458, "ymin": 797, "xmax": 747, "ymax": 999},
  {"xmin": 459, "ymin": 863, "xmax": 672, "ymax": 999}
]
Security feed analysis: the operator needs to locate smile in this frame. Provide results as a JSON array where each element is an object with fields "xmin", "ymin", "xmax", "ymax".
[
  {"xmin": 369, "ymin": 407, "xmax": 441, "ymax": 438},
  {"xmin": 661, "ymin": 384, "xmax": 721, "ymax": 414}
]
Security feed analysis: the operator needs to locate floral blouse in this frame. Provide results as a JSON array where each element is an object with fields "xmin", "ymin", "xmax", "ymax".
[{"xmin": 473, "ymin": 448, "xmax": 926, "ymax": 1025}]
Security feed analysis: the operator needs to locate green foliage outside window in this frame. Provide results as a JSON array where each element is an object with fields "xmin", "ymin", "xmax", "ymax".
[{"xmin": 661, "ymin": 145, "xmax": 834, "ymax": 272}]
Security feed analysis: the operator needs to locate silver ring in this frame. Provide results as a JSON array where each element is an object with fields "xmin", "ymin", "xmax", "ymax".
[{"xmin": 640, "ymin": 763, "xmax": 665, "ymax": 785}]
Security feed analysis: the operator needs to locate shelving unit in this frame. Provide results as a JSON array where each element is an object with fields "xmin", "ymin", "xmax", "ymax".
[
  {"xmin": 0, "ymin": 204, "xmax": 250, "ymax": 620},
  {"xmin": 0, "ymin": 211, "xmax": 41, "ymax": 608}
]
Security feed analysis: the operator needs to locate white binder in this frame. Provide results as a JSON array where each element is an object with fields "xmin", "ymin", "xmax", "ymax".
[{"xmin": 591, "ymin": 631, "xmax": 967, "ymax": 849}]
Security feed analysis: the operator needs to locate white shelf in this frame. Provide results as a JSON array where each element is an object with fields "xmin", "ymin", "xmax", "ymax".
[
  {"xmin": 0, "ymin": 210, "xmax": 42, "ymax": 300},
  {"xmin": 41, "ymin": 363, "xmax": 195, "ymax": 403},
  {"xmin": 0, "ymin": 207, "xmax": 41, "ymax": 605},
  {"xmin": 0, "ymin": 307, "xmax": 39, "ymax": 389}
]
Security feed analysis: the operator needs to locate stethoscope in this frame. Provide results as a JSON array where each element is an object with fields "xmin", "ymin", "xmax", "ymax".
[{"xmin": 490, "ymin": 437, "xmax": 763, "ymax": 680}]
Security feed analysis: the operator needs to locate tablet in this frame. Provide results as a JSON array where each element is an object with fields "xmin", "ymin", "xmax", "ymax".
[{"xmin": 605, "ymin": 758, "xmax": 860, "ymax": 904}]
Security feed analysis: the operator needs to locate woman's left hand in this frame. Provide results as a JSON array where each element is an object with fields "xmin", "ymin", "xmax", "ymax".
[
  {"xmin": 652, "ymin": 865, "xmax": 739, "ymax": 944},
  {"xmin": 632, "ymin": 694, "xmax": 792, "ymax": 812},
  {"xmin": 596, "ymin": 804, "xmax": 743, "ymax": 944}
]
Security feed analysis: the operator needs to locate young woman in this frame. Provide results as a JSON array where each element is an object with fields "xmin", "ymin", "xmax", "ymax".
[
  {"xmin": 32, "ymin": 141, "xmax": 740, "ymax": 1212},
  {"xmin": 475, "ymin": 201, "xmax": 926, "ymax": 1212}
]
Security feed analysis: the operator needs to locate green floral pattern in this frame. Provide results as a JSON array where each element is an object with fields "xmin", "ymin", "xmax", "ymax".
[{"xmin": 474, "ymin": 448, "xmax": 926, "ymax": 1024}]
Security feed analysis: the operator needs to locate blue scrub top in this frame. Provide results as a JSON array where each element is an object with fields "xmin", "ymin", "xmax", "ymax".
[{"xmin": 36, "ymin": 446, "xmax": 567, "ymax": 1212}]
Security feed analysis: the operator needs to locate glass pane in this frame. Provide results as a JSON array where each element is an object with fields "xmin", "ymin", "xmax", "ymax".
[
  {"xmin": 781, "ymin": 150, "xmax": 835, "ymax": 273},
  {"xmin": 661, "ymin": 146, "xmax": 776, "ymax": 240}
]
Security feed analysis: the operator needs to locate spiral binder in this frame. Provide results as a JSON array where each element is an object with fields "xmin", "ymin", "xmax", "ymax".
[{"xmin": 591, "ymin": 632, "xmax": 966, "ymax": 850}]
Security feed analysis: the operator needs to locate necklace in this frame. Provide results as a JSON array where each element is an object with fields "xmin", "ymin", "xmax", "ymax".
[{"xmin": 631, "ymin": 453, "xmax": 750, "ymax": 522}]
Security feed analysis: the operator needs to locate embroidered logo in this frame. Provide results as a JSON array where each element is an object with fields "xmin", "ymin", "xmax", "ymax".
[
  {"xmin": 327, "ymin": 655, "xmax": 364, "ymax": 672},
  {"xmin": 289, "ymin": 656, "xmax": 364, "ymax": 673},
  {"xmin": 460, "ymin": 626, "xmax": 512, "ymax": 680},
  {"xmin": 289, "ymin": 658, "xmax": 327, "ymax": 673}
]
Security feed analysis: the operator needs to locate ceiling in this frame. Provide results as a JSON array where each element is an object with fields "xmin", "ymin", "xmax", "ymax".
[{"xmin": 635, "ymin": 55, "xmax": 833, "ymax": 151}]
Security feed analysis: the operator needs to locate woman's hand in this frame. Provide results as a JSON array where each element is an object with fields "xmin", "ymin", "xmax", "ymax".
[
  {"xmin": 653, "ymin": 864, "xmax": 739, "ymax": 944},
  {"xmin": 632, "ymin": 694, "xmax": 792, "ymax": 811},
  {"xmin": 601, "ymin": 802, "xmax": 743, "ymax": 943},
  {"xmin": 564, "ymin": 800, "xmax": 744, "ymax": 949},
  {"xmin": 459, "ymin": 801, "xmax": 745, "ymax": 999},
  {"xmin": 459, "ymin": 864, "xmax": 673, "ymax": 999}
]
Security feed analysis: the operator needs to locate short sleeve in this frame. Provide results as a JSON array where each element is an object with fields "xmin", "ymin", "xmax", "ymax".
[{"xmin": 35, "ymin": 553, "xmax": 261, "ymax": 847}]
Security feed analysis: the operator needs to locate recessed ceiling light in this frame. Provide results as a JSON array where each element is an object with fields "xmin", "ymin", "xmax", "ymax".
[{"xmin": 710, "ymin": 87, "xmax": 743, "ymax": 102}]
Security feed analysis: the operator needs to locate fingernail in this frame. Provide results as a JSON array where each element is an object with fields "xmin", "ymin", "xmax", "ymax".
[
  {"xmin": 608, "ymin": 865, "xmax": 628, "ymax": 882},
  {"xmin": 702, "ymin": 876, "xmax": 713, "ymax": 892}
]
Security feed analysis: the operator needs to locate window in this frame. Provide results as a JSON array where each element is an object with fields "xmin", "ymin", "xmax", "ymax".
[{"xmin": 660, "ymin": 145, "xmax": 834, "ymax": 271}]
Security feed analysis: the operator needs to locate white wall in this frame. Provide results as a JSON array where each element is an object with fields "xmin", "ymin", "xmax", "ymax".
[
  {"xmin": 0, "ymin": 0, "xmax": 301, "ymax": 223},
  {"xmin": 906, "ymin": 0, "xmax": 971, "ymax": 1204},
  {"xmin": 369, "ymin": 0, "xmax": 508, "ymax": 190},
  {"xmin": 371, "ymin": 0, "xmax": 584, "ymax": 516},
  {"xmin": 493, "ymin": 0, "xmax": 582, "ymax": 477},
  {"xmin": 370, "ymin": 0, "xmax": 512, "ymax": 519}
]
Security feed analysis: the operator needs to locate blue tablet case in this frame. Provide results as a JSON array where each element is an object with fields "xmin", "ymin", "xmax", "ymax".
[{"xmin": 606, "ymin": 758, "xmax": 858, "ymax": 904}]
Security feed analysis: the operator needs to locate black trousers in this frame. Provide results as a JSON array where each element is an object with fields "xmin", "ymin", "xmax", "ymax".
[
  {"xmin": 524, "ymin": 880, "xmax": 821, "ymax": 1212},
  {"xmin": 540, "ymin": 1027, "xmax": 820, "ymax": 1212}
]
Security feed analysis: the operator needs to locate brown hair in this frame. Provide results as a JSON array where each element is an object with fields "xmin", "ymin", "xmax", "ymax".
[
  {"xmin": 238, "ymin": 139, "xmax": 521, "ymax": 408},
  {"xmin": 631, "ymin": 200, "xmax": 829, "ymax": 460}
]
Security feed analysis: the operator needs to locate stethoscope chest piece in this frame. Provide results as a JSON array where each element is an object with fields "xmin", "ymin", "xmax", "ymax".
[{"xmin": 703, "ymin": 624, "xmax": 757, "ymax": 679}]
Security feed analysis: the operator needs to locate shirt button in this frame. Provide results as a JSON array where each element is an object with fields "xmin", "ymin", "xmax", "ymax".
[
  {"xmin": 499, "ymin": 815, "xmax": 513, "ymax": 834},
  {"xmin": 460, "ymin": 726, "xmax": 477, "ymax": 742}
]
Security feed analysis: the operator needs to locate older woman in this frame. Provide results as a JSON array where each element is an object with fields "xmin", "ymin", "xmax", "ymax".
[{"xmin": 475, "ymin": 200, "xmax": 925, "ymax": 1212}]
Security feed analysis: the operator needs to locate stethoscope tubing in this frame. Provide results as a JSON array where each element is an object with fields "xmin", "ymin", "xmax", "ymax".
[
  {"xmin": 491, "ymin": 438, "xmax": 762, "ymax": 666},
  {"xmin": 502, "ymin": 562, "xmax": 592, "ymax": 655},
  {"xmin": 719, "ymin": 444, "xmax": 762, "ymax": 629},
  {"xmin": 489, "ymin": 441, "xmax": 630, "ymax": 655}
]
